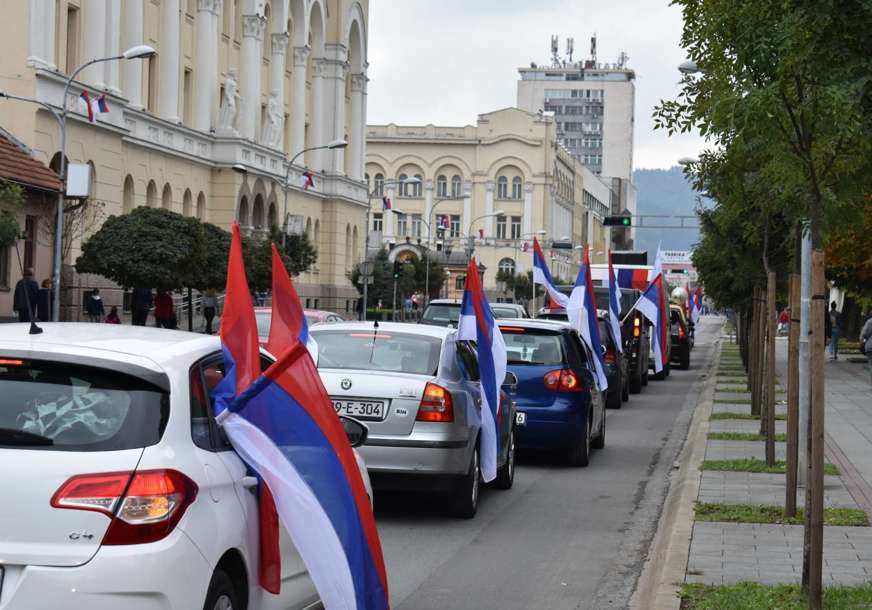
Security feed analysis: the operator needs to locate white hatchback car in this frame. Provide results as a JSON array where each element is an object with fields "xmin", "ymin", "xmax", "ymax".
[{"xmin": 0, "ymin": 323, "xmax": 371, "ymax": 610}]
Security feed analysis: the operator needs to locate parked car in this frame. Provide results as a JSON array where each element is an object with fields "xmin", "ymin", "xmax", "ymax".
[
  {"xmin": 0, "ymin": 323, "xmax": 371, "ymax": 610},
  {"xmin": 498, "ymin": 319, "xmax": 606, "ymax": 467},
  {"xmin": 254, "ymin": 307, "xmax": 343, "ymax": 345},
  {"xmin": 311, "ymin": 322, "xmax": 516, "ymax": 517},
  {"xmin": 669, "ymin": 304, "xmax": 692, "ymax": 370},
  {"xmin": 591, "ymin": 286, "xmax": 649, "ymax": 394},
  {"xmin": 598, "ymin": 311, "xmax": 629, "ymax": 409},
  {"xmin": 419, "ymin": 299, "xmax": 463, "ymax": 326},
  {"xmin": 491, "ymin": 303, "xmax": 530, "ymax": 319},
  {"xmin": 536, "ymin": 307, "xmax": 568, "ymax": 321}
]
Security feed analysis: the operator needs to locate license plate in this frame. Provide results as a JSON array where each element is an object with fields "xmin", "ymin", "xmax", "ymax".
[
  {"xmin": 515, "ymin": 412, "xmax": 527, "ymax": 426},
  {"xmin": 332, "ymin": 399, "xmax": 387, "ymax": 421}
]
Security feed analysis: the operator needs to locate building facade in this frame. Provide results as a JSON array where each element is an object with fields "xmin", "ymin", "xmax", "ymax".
[
  {"xmin": 365, "ymin": 108, "xmax": 610, "ymax": 303},
  {"xmin": 516, "ymin": 37, "xmax": 637, "ymax": 249},
  {"xmin": 1, "ymin": 0, "xmax": 369, "ymax": 319}
]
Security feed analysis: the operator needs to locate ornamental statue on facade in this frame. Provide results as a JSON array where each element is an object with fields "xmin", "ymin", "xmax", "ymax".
[
  {"xmin": 261, "ymin": 90, "xmax": 283, "ymax": 149},
  {"xmin": 217, "ymin": 69, "xmax": 240, "ymax": 136}
]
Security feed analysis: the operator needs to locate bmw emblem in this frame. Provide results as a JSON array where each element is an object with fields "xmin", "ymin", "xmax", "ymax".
[{"xmin": 340, "ymin": 378, "xmax": 352, "ymax": 391}]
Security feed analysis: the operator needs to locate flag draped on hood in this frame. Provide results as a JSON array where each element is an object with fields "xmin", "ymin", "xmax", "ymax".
[
  {"xmin": 213, "ymin": 224, "xmax": 389, "ymax": 609},
  {"xmin": 567, "ymin": 248, "xmax": 609, "ymax": 391},
  {"xmin": 531, "ymin": 237, "xmax": 568, "ymax": 310},
  {"xmin": 457, "ymin": 257, "xmax": 507, "ymax": 483}
]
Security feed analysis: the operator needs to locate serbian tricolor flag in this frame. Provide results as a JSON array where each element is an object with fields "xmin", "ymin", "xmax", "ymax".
[
  {"xmin": 521, "ymin": 242, "xmax": 529, "ymax": 253},
  {"xmin": 616, "ymin": 268, "xmax": 650, "ymax": 290},
  {"xmin": 532, "ymin": 237, "xmax": 568, "ymax": 309},
  {"xmin": 268, "ymin": 244, "xmax": 317, "ymax": 362},
  {"xmin": 301, "ymin": 170, "xmax": 315, "ymax": 191},
  {"xmin": 478, "ymin": 228, "xmax": 485, "ymax": 239},
  {"xmin": 78, "ymin": 91, "xmax": 109, "ymax": 123},
  {"xmin": 692, "ymin": 287, "xmax": 703, "ymax": 324},
  {"xmin": 382, "ymin": 196, "xmax": 391, "ymax": 211},
  {"xmin": 568, "ymin": 248, "xmax": 609, "ymax": 390},
  {"xmin": 607, "ymin": 253, "xmax": 623, "ymax": 354},
  {"xmin": 457, "ymin": 257, "xmax": 506, "ymax": 483},
  {"xmin": 213, "ymin": 224, "xmax": 389, "ymax": 609},
  {"xmin": 634, "ymin": 273, "xmax": 668, "ymax": 373}
]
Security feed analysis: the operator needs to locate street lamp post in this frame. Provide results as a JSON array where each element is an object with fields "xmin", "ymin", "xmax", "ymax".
[
  {"xmin": 1, "ymin": 45, "xmax": 155, "ymax": 322},
  {"xmin": 466, "ymin": 210, "xmax": 505, "ymax": 260},
  {"xmin": 423, "ymin": 195, "xmax": 463, "ymax": 308}
]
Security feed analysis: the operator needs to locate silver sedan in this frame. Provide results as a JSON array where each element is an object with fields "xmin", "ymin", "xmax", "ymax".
[{"xmin": 310, "ymin": 322, "xmax": 516, "ymax": 518}]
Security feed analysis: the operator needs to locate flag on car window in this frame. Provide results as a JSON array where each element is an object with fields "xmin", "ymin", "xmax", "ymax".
[
  {"xmin": 608, "ymin": 252, "xmax": 623, "ymax": 354},
  {"xmin": 213, "ymin": 224, "xmax": 389, "ymax": 609},
  {"xmin": 633, "ymin": 272, "xmax": 668, "ymax": 373},
  {"xmin": 268, "ymin": 243, "xmax": 317, "ymax": 362},
  {"xmin": 531, "ymin": 237, "xmax": 568, "ymax": 309},
  {"xmin": 457, "ymin": 256, "xmax": 507, "ymax": 483},
  {"xmin": 568, "ymin": 248, "xmax": 608, "ymax": 391}
]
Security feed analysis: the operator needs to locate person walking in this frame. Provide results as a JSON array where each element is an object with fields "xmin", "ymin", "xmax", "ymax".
[
  {"xmin": 85, "ymin": 288, "xmax": 105, "ymax": 323},
  {"xmin": 202, "ymin": 289, "xmax": 219, "ymax": 335},
  {"xmin": 131, "ymin": 287, "xmax": 153, "ymax": 326},
  {"xmin": 828, "ymin": 301, "xmax": 843, "ymax": 361},
  {"xmin": 153, "ymin": 289, "xmax": 175, "ymax": 329},
  {"xmin": 860, "ymin": 312, "xmax": 872, "ymax": 385},
  {"xmin": 105, "ymin": 306, "xmax": 121, "ymax": 324},
  {"xmin": 36, "ymin": 278, "xmax": 51, "ymax": 322},
  {"xmin": 778, "ymin": 307, "xmax": 790, "ymax": 335},
  {"xmin": 13, "ymin": 268, "xmax": 39, "ymax": 322}
]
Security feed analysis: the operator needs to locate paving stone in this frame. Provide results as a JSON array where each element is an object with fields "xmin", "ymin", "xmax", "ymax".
[{"xmin": 709, "ymin": 419, "xmax": 787, "ymax": 435}]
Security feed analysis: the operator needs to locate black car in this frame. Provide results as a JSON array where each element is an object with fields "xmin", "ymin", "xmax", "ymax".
[
  {"xmin": 592, "ymin": 286, "xmax": 649, "ymax": 394},
  {"xmin": 669, "ymin": 304, "xmax": 691, "ymax": 370},
  {"xmin": 598, "ymin": 312, "xmax": 629, "ymax": 409}
]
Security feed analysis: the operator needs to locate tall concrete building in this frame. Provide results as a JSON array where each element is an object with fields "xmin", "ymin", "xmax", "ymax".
[
  {"xmin": 0, "ymin": 0, "xmax": 369, "ymax": 319},
  {"xmin": 517, "ymin": 35, "xmax": 636, "ymax": 248}
]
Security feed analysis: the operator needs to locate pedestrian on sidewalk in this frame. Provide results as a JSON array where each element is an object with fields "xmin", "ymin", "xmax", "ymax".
[
  {"xmin": 131, "ymin": 287, "xmax": 153, "ymax": 326},
  {"xmin": 829, "ymin": 301, "xmax": 842, "ymax": 361},
  {"xmin": 860, "ymin": 311, "xmax": 872, "ymax": 385},
  {"xmin": 36, "ymin": 278, "xmax": 51, "ymax": 322},
  {"xmin": 13, "ymin": 268, "xmax": 39, "ymax": 322},
  {"xmin": 202, "ymin": 288, "xmax": 218, "ymax": 335},
  {"xmin": 153, "ymin": 289, "xmax": 175, "ymax": 329},
  {"xmin": 778, "ymin": 307, "xmax": 789, "ymax": 335},
  {"xmin": 105, "ymin": 306, "xmax": 121, "ymax": 324},
  {"xmin": 85, "ymin": 288, "xmax": 105, "ymax": 323}
]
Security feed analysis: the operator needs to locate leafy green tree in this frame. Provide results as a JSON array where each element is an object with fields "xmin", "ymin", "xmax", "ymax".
[
  {"xmin": 0, "ymin": 180, "xmax": 24, "ymax": 249},
  {"xmin": 349, "ymin": 248, "xmax": 393, "ymax": 308},
  {"xmin": 349, "ymin": 247, "xmax": 445, "ymax": 307},
  {"xmin": 241, "ymin": 228, "xmax": 311, "ymax": 293}
]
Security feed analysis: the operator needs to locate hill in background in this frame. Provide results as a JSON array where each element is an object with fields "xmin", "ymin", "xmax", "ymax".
[{"xmin": 632, "ymin": 166, "xmax": 709, "ymax": 262}]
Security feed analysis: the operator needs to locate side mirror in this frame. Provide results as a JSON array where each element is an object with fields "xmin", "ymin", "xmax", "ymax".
[
  {"xmin": 338, "ymin": 415, "xmax": 369, "ymax": 448},
  {"xmin": 503, "ymin": 371, "xmax": 518, "ymax": 388}
]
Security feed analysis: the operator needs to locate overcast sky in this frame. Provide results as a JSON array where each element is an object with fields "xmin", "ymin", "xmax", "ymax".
[{"xmin": 366, "ymin": 0, "xmax": 705, "ymax": 171}]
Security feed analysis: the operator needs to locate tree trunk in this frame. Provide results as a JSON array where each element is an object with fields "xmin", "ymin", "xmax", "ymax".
[
  {"xmin": 786, "ymin": 273, "xmax": 800, "ymax": 516},
  {"xmin": 764, "ymin": 271, "xmax": 776, "ymax": 465}
]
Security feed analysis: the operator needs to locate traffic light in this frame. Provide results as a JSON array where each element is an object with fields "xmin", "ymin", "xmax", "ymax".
[
  {"xmin": 393, "ymin": 260, "xmax": 401, "ymax": 279},
  {"xmin": 604, "ymin": 215, "xmax": 632, "ymax": 227}
]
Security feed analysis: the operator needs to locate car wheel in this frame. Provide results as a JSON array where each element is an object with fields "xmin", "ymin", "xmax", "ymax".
[
  {"xmin": 665, "ymin": 361, "xmax": 671, "ymax": 377},
  {"xmin": 566, "ymin": 417, "xmax": 590, "ymax": 467},
  {"xmin": 622, "ymin": 375, "xmax": 630, "ymax": 401},
  {"xmin": 203, "ymin": 569, "xmax": 239, "ymax": 610},
  {"xmin": 450, "ymin": 445, "xmax": 480, "ymax": 518},
  {"xmin": 494, "ymin": 427, "xmax": 515, "ymax": 490},
  {"xmin": 680, "ymin": 346, "xmax": 691, "ymax": 370},
  {"xmin": 591, "ymin": 411, "xmax": 605, "ymax": 449},
  {"xmin": 630, "ymin": 371, "xmax": 642, "ymax": 393},
  {"xmin": 642, "ymin": 369, "xmax": 649, "ymax": 386},
  {"xmin": 606, "ymin": 384, "xmax": 622, "ymax": 409}
]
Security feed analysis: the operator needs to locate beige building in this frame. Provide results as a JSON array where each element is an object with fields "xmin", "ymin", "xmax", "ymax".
[
  {"xmin": 365, "ymin": 108, "xmax": 610, "ymax": 303},
  {"xmin": 0, "ymin": 0, "xmax": 369, "ymax": 320}
]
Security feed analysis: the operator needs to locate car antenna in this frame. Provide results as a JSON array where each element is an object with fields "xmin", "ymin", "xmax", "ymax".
[
  {"xmin": 14, "ymin": 241, "xmax": 42, "ymax": 335},
  {"xmin": 368, "ymin": 319, "xmax": 380, "ymax": 364}
]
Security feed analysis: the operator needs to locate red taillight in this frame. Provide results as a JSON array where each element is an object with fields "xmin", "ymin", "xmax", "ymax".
[
  {"xmin": 678, "ymin": 325, "xmax": 686, "ymax": 339},
  {"xmin": 543, "ymin": 369, "xmax": 583, "ymax": 392},
  {"xmin": 604, "ymin": 350, "xmax": 616, "ymax": 364},
  {"xmin": 51, "ymin": 469, "xmax": 198, "ymax": 545},
  {"xmin": 0, "ymin": 358, "xmax": 25, "ymax": 366},
  {"xmin": 417, "ymin": 382, "xmax": 454, "ymax": 422},
  {"xmin": 633, "ymin": 317, "xmax": 641, "ymax": 338}
]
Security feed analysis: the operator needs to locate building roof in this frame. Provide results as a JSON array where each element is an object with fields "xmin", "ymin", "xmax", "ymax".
[{"xmin": 0, "ymin": 128, "xmax": 61, "ymax": 193}]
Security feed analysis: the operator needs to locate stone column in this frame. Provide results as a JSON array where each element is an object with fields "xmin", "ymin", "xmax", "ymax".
[
  {"xmin": 104, "ymin": 0, "xmax": 121, "ymax": 94},
  {"xmin": 348, "ymin": 72, "xmax": 367, "ymax": 180},
  {"xmin": 462, "ymin": 181, "xmax": 473, "ymax": 236},
  {"xmin": 424, "ymin": 179, "xmax": 434, "ymax": 244},
  {"xmin": 81, "ymin": 0, "xmax": 107, "ymax": 87},
  {"xmin": 28, "ymin": 0, "xmax": 57, "ymax": 70},
  {"xmin": 158, "ymin": 0, "xmax": 181, "ymax": 122},
  {"xmin": 238, "ymin": 13, "xmax": 265, "ymax": 140},
  {"xmin": 193, "ymin": 0, "xmax": 220, "ymax": 132},
  {"xmin": 328, "ymin": 61, "xmax": 347, "ymax": 173},
  {"xmin": 121, "ymin": 0, "xmax": 144, "ymax": 109},
  {"xmin": 309, "ymin": 57, "xmax": 326, "ymax": 170},
  {"xmin": 290, "ymin": 45, "xmax": 309, "ymax": 161},
  {"xmin": 523, "ymin": 182, "xmax": 533, "ymax": 235},
  {"xmin": 384, "ymin": 185, "xmax": 396, "ymax": 241},
  {"xmin": 269, "ymin": 32, "xmax": 289, "ymax": 145},
  {"xmin": 484, "ymin": 181, "xmax": 495, "ymax": 238}
]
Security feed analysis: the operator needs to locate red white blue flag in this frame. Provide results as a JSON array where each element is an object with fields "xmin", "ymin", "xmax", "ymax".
[
  {"xmin": 78, "ymin": 91, "xmax": 109, "ymax": 123},
  {"xmin": 301, "ymin": 170, "xmax": 315, "ymax": 191},
  {"xmin": 692, "ymin": 287, "xmax": 703, "ymax": 324},
  {"xmin": 268, "ymin": 244, "xmax": 317, "ymax": 362},
  {"xmin": 568, "ymin": 248, "xmax": 609, "ymax": 390},
  {"xmin": 213, "ymin": 224, "xmax": 389, "ymax": 609},
  {"xmin": 531, "ymin": 237, "xmax": 568, "ymax": 309},
  {"xmin": 634, "ymin": 272, "xmax": 668, "ymax": 373},
  {"xmin": 457, "ymin": 257, "xmax": 507, "ymax": 483},
  {"xmin": 607, "ymin": 252, "xmax": 623, "ymax": 354},
  {"xmin": 382, "ymin": 196, "xmax": 391, "ymax": 210}
]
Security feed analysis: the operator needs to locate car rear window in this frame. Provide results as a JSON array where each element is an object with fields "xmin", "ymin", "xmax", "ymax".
[
  {"xmin": 500, "ymin": 329, "xmax": 565, "ymax": 366},
  {"xmin": 598, "ymin": 320, "xmax": 616, "ymax": 350},
  {"xmin": 313, "ymin": 330, "xmax": 443, "ymax": 376},
  {"xmin": 422, "ymin": 304, "xmax": 460, "ymax": 324},
  {"xmin": 255, "ymin": 311, "xmax": 271, "ymax": 336},
  {"xmin": 0, "ymin": 359, "xmax": 168, "ymax": 451}
]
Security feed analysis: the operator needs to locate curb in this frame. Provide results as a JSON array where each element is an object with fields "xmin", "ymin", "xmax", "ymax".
[{"xmin": 629, "ymin": 336, "xmax": 723, "ymax": 609}]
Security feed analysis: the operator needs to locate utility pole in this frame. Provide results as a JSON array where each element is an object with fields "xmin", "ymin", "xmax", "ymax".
[
  {"xmin": 798, "ymin": 229, "xmax": 811, "ymax": 485},
  {"xmin": 786, "ymin": 273, "xmax": 800, "ymax": 516}
]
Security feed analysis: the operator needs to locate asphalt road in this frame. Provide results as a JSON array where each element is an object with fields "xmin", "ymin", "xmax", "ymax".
[{"xmin": 373, "ymin": 316, "xmax": 723, "ymax": 610}]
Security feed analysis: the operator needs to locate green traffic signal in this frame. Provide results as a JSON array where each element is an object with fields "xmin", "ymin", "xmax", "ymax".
[
  {"xmin": 604, "ymin": 215, "xmax": 632, "ymax": 227},
  {"xmin": 621, "ymin": 217, "xmax": 631, "ymax": 226}
]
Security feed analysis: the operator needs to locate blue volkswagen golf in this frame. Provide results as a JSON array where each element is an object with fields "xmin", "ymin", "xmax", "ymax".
[{"xmin": 498, "ymin": 320, "xmax": 606, "ymax": 467}]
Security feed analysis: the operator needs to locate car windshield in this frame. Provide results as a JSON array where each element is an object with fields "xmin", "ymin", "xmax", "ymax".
[
  {"xmin": 313, "ymin": 330, "xmax": 443, "ymax": 376},
  {"xmin": 0, "ymin": 359, "xmax": 168, "ymax": 451},
  {"xmin": 255, "ymin": 311, "xmax": 271, "ymax": 336},
  {"xmin": 492, "ymin": 306, "xmax": 522, "ymax": 319},
  {"xmin": 422, "ymin": 304, "xmax": 460, "ymax": 324},
  {"xmin": 501, "ymin": 330, "xmax": 565, "ymax": 365}
]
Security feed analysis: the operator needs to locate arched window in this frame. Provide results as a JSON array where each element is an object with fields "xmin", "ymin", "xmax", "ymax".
[
  {"xmin": 345, "ymin": 224, "xmax": 352, "ymax": 270},
  {"xmin": 161, "ymin": 183, "xmax": 172, "ymax": 210},
  {"xmin": 412, "ymin": 174, "xmax": 423, "ymax": 197},
  {"xmin": 252, "ymin": 194, "xmax": 265, "ymax": 229},
  {"xmin": 512, "ymin": 176, "xmax": 523, "ymax": 200},
  {"xmin": 398, "ymin": 173, "xmax": 408, "ymax": 197},
  {"xmin": 238, "ymin": 196, "xmax": 250, "ymax": 226},
  {"xmin": 267, "ymin": 203, "xmax": 277, "ymax": 229},
  {"xmin": 305, "ymin": 217, "xmax": 312, "ymax": 240},
  {"xmin": 146, "ymin": 180, "xmax": 157, "ymax": 207},
  {"xmin": 497, "ymin": 176, "xmax": 508, "ymax": 199},
  {"xmin": 196, "ymin": 192, "xmax": 206, "ymax": 220},
  {"xmin": 182, "ymin": 189, "xmax": 192, "ymax": 216},
  {"xmin": 122, "ymin": 175, "xmax": 135, "ymax": 213},
  {"xmin": 498, "ymin": 257, "xmax": 516, "ymax": 275},
  {"xmin": 374, "ymin": 173, "xmax": 384, "ymax": 197},
  {"xmin": 451, "ymin": 175, "xmax": 462, "ymax": 198},
  {"xmin": 436, "ymin": 175, "xmax": 447, "ymax": 197}
]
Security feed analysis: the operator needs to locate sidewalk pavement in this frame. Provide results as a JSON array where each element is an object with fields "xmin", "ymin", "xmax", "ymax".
[{"xmin": 634, "ymin": 322, "xmax": 872, "ymax": 608}]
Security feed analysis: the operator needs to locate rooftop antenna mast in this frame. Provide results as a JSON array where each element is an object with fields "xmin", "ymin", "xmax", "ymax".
[
  {"xmin": 618, "ymin": 50, "xmax": 629, "ymax": 68},
  {"xmin": 550, "ymin": 35, "xmax": 561, "ymax": 67},
  {"xmin": 566, "ymin": 37, "xmax": 574, "ymax": 63},
  {"xmin": 590, "ymin": 33, "xmax": 598, "ymax": 66}
]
